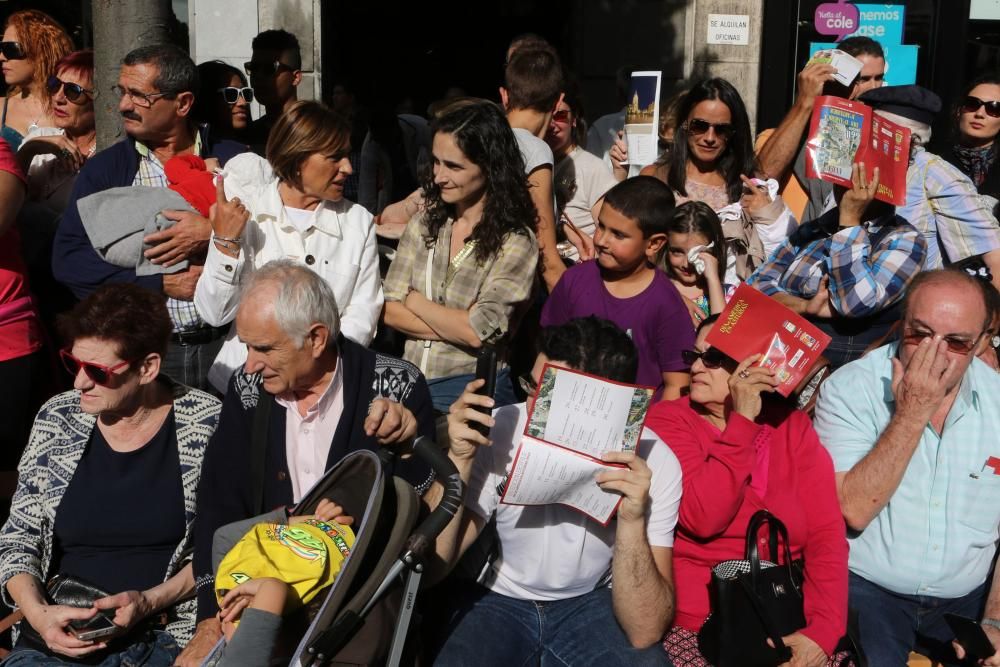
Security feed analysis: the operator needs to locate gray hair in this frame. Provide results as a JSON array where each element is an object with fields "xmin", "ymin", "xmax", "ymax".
[
  {"xmin": 123, "ymin": 44, "xmax": 198, "ymax": 96},
  {"xmin": 875, "ymin": 110, "xmax": 933, "ymax": 154},
  {"xmin": 239, "ymin": 259, "xmax": 341, "ymax": 346}
]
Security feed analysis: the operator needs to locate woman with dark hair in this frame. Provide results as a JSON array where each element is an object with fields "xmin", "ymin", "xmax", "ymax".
[
  {"xmin": 193, "ymin": 60, "xmax": 253, "ymax": 143},
  {"xmin": 0, "ymin": 9, "xmax": 74, "ymax": 151},
  {"xmin": 662, "ymin": 78, "xmax": 795, "ymax": 280},
  {"xmin": 937, "ymin": 73, "xmax": 1000, "ymax": 200},
  {"xmin": 646, "ymin": 315, "xmax": 847, "ymax": 667},
  {"xmin": 194, "ymin": 100, "xmax": 381, "ymax": 393},
  {"xmin": 382, "ymin": 99, "xmax": 538, "ymax": 411},
  {"xmin": 545, "ymin": 79, "xmax": 617, "ymax": 262},
  {"xmin": 0, "ymin": 283, "xmax": 220, "ymax": 665}
]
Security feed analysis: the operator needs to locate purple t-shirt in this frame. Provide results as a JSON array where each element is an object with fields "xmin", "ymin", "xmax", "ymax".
[{"xmin": 540, "ymin": 261, "xmax": 694, "ymax": 389}]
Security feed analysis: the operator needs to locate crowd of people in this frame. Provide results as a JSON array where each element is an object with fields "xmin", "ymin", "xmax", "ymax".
[{"xmin": 0, "ymin": 8, "xmax": 1000, "ymax": 667}]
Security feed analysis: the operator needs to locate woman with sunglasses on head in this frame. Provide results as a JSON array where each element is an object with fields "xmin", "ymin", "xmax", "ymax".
[
  {"xmin": 937, "ymin": 74, "xmax": 1000, "ymax": 201},
  {"xmin": 193, "ymin": 60, "xmax": 253, "ymax": 145},
  {"xmin": 545, "ymin": 80, "xmax": 617, "ymax": 263},
  {"xmin": 0, "ymin": 283, "xmax": 220, "ymax": 665},
  {"xmin": 645, "ymin": 315, "xmax": 848, "ymax": 667},
  {"xmin": 17, "ymin": 50, "xmax": 95, "ymax": 217},
  {"xmin": 0, "ymin": 10, "xmax": 73, "ymax": 152},
  {"xmin": 662, "ymin": 78, "xmax": 795, "ymax": 281}
]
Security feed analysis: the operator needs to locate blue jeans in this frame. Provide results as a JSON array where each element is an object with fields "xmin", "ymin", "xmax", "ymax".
[
  {"xmin": 427, "ymin": 368, "xmax": 517, "ymax": 414},
  {"xmin": 849, "ymin": 571, "xmax": 986, "ymax": 666},
  {"xmin": 434, "ymin": 583, "xmax": 672, "ymax": 666},
  {"xmin": 2, "ymin": 630, "xmax": 179, "ymax": 667},
  {"xmin": 162, "ymin": 335, "xmax": 225, "ymax": 395}
]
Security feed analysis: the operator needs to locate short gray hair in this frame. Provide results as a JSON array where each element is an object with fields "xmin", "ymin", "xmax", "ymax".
[
  {"xmin": 239, "ymin": 259, "xmax": 341, "ymax": 346},
  {"xmin": 122, "ymin": 44, "xmax": 198, "ymax": 96}
]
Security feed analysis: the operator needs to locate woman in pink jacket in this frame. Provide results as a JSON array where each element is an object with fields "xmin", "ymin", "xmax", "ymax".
[{"xmin": 646, "ymin": 314, "xmax": 848, "ymax": 667}]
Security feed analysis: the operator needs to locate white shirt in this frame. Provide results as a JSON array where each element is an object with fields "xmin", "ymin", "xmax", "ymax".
[
  {"xmin": 466, "ymin": 403, "xmax": 682, "ymax": 601},
  {"xmin": 555, "ymin": 146, "xmax": 618, "ymax": 260},
  {"xmin": 194, "ymin": 153, "xmax": 383, "ymax": 392},
  {"xmin": 275, "ymin": 360, "xmax": 344, "ymax": 502}
]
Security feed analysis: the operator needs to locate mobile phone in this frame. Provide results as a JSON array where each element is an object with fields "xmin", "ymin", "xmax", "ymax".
[
  {"xmin": 68, "ymin": 613, "xmax": 118, "ymax": 642},
  {"xmin": 945, "ymin": 613, "xmax": 996, "ymax": 660},
  {"xmin": 472, "ymin": 346, "xmax": 497, "ymax": 437}
]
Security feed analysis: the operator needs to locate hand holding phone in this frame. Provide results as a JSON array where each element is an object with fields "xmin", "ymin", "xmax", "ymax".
[
  {"xmin": 471, "ymin": 346, "xmax": 497, "ymax": 438},
  {"xmin": 946, "ymin": 613, "xmax": 997, "ymax": 661},
  {"xmin": 68, "ymin": 612, "xmax": 118, "ymax": 642}
]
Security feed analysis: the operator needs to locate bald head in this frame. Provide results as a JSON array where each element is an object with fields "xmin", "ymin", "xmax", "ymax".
[{"xmin": 905, "ymin": 269, "xmax": 991, "ymax": 332}]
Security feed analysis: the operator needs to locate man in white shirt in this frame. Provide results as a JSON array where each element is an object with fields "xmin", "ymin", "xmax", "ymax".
[{"xmin": 432, "ymin": 316, "xmax": 680, "ymax": 666}]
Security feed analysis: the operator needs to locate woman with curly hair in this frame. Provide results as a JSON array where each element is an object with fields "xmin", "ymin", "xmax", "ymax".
[
  {"xmin": 382, "ymin": 99, "xmax": 538, "ymax": 411},
  {"xmin": 0, "ymin": 9, "xmax": 74, "ymax": 151}
]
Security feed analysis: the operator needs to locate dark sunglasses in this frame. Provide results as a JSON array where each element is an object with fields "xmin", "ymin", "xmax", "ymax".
[
  {"xmin": 681, "ymin": 347, "xmax": 733, "ymax": 369},
  {"xmin": 218, "ymin": 86, "xmax": 254, "ymax": 105},
  {"xmin": 46, "ymin": 76, "xmax": 94, "ymax": 103},
  {"xmin": 901, "ymin": 328, "xmax": 984, "ymax": 356},
  {"xmin": 244, "ymin": 60, "xmax": 293, "ymax": 76},
  {"xmin": 961, "ymin": 95, "xmax": 1000, "ymax": 119},
  {"xmin": 60, "ymin": 349, "xmax": 133, "ymax": 386},
  {"xmin": 0, "ymin": 41, "xmax": 26, "ymax": 60},
  {"xmin": 685, "ymin": 118, "xmax": 735, "ymax": 140}
]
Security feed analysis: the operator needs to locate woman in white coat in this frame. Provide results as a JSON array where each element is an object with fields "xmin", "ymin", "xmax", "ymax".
[{"xmin": 194, "ymin": 100, "xmax": 382, "ymax": 392}]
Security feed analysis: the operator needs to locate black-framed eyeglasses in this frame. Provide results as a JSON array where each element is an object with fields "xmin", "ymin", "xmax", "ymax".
[
  {"xmin": 681, "ymin": 347, "xmax": 734, "ymax": 369},
  {"xmin": 0, "ymin": 41, "xmax": 26, "ymax": 61},
  {"xmin": 684, "ymin": 118, "xmax": 735, "ymax": 140},
  {"xmin": 217, "ymin": 86, "xmax": 254, "ymax": 105},
  {"xmin": 961, "ymin": 95, "xmax": 1000, "ymax": 119},
  {"xmin": 244, "ymin": 60, "xmax": 294, "ymax": 76},
  {"xmin": 111, "ymin": 84, "xmax": 172, "ymax": 109},
  {"xmin": 47, "ymin": 76, "xmax": 95, "ymax": 104}
]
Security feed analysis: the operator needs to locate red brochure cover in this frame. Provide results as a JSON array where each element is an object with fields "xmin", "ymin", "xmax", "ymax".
[
  {"xmin": 805, "ymin": 95, "xmax": 911, "ymax": 206},
  {"xmin": 705, "ymin": 284, "xmax": 832, "ymax": 397}
]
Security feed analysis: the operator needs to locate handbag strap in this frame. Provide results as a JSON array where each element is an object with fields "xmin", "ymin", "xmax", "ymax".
[
  {"xmin": 745, "ymin": 510, "xmax": 799, "ymax": 593},
  {"xmin": 249, "ymin": 393, "xmax": 273, "ymax": 516}
]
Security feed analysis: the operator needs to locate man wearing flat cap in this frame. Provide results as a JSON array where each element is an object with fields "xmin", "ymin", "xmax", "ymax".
[{"xmin": 859, "ymin": 85, "xmax": 1000, "ymax": 293}]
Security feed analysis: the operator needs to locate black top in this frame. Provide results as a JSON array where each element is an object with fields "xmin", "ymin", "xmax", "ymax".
[{"xmin": 51, "ymin": 410, "xmax": 186, "ymax": 595}]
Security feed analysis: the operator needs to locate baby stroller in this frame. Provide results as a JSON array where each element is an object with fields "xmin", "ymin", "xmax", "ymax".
[{"xmin": 207, "ymin": 436, "xmax": 464, "ymax": 667}]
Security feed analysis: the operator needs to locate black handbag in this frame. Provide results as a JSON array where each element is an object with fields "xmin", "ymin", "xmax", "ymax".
[{"xmin": 698, "ymin": 510, "xmax": 806, "ymax": 667}]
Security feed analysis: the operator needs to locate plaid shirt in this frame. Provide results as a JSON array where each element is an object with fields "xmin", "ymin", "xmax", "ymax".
[
  {"xmin": 901, "ymin": 147, "xmax": 1000, "ymax": 269},
  {"xmin": 383, "ymin": 215, "xmax": 537, "ymax": 379},
  {"xmin": 748, "ymin": 209, "xmax": 927, "ymax": 318},
  {"xmin": 133, "ymin": 139, "xmax": 205, "ymax": 332}
]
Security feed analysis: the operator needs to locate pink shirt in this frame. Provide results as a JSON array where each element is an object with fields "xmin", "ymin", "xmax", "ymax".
[{"xmin": 275, "ymin": 361, "xmax": 345, "ymax": 502}]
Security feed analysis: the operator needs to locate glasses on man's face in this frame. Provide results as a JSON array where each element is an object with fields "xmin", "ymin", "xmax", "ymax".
[
  {"xmin": 901, "ymin": 326, "xmax": 985, "ymax": 355},
  {"xmin": 681, "ymin": 347, "xmax": 733, "ymax": 370},
  {"xmin": 60, "ymin": 349, "xmax": 133, "ymax": 386},
  {"xmin": 218, "ymin": 86, "xmax": 254, "ymax": 105},
  {"xmin": 684, "ymin": 118, "xmax": 735, "ymax": 140},
  {"xmin": 244, "ymin": 60, "xmax": 293, "ymax": 76},
  {"xmin": 962, "ymin": 95, "xmax": 1000, "ymax": 119},
  {"xmin": 111, "ymin": 84, "xmax": 171, "ymax": 109},
  {"xmin": 518, "ymin": 373, "xmax": 538, "ymax": 397},
  {"xmin": 47, "ymin": 76, "xmax": 95, "ymax": 104},
  {"xmin": 0, "ymin": 41, "xmax": 26, "ymax": 60}
]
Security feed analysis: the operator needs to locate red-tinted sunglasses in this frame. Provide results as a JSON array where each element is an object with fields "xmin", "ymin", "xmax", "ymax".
[{"xmin": 60, "ymin": 349, "xmax": 133, "ymax": 386}]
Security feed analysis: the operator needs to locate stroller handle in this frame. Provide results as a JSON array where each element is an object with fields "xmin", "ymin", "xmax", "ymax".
[{"xmin": 405, "ymin": 436, "xmax": 466, "ymax": 557}]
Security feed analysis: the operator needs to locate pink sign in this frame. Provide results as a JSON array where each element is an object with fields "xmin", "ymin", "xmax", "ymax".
[{"xmin": 815, "ymin": 1, "xmax": 859, "ymax": 40}]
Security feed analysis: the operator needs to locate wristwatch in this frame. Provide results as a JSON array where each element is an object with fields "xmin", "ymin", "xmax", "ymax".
[{"xmin": 981, "ymin": 618, "xmax": 1000, "ymax": 631}]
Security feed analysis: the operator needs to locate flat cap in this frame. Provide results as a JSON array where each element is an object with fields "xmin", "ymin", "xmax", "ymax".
[{"xmin": 858, "ymin": 85, "xmax": 942, "ymax": 125}]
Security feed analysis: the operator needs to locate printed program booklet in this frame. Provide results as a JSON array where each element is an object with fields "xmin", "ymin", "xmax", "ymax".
[
  {"xmin": 706, "ymin": 284, "xmax": 832, "ymax": 397},
  {"xmin": 805, "ymin": 95, "xmax": 911, "ymax": 206},
  {"xmin": 500, "ymin": 364, "xmax": 654, "ymax": 525},
  {"xmin": 623, "ymin": 70, "xmax": 662, "ymax": 177}
]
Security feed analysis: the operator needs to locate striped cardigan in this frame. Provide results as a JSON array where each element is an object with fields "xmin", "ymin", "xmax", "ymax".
[{"xmin": 0, "ymin": 381, "xmax": 220, "ymax": 645}]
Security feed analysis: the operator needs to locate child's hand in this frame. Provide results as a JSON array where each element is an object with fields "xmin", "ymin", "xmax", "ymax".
[
  {"xmin": 290, "ymin": 499, "xmax": 354, "ymax": 526},
  {"xmin": 697, "ymin": 251, "xmax": 719, "ymax": 282},
  {"xmin": 219, "ymin": 578, "xmax": 289, "ymax": 623}
]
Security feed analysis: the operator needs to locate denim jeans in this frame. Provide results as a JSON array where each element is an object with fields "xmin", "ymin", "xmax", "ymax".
[
  {"xmin": 434, "ymin": 583, "xmax": 672, "ymax": 666},
  {"xmin": 849, "ymin": 571, "xmax": 987, "ymax": 666},
  {"xmin": 427, "ymin": 368, "xmax": 517, "ymax": 414},
  {"xmin": 161, "ymin": 335, "xmax": 225, "ymax": 395},
  {"xmin": 2, "ymin": 630, "xmax": 179, "ymax": 667}
]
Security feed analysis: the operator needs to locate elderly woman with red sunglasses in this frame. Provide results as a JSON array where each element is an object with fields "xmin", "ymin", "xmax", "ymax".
[
  {"xmin": 645, "ymin": 314, "xmax": 848, "ymax": 667},
  {"xmin": 0, "ymin": 283, "xmax": 220, "ymax": 665},
  {"xmin": 937, "ymin": 73, "xmax": 1000, "ymax": 202}
]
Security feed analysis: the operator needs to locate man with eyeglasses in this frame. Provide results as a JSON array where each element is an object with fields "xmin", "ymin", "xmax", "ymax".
[
  {"xmin": 756, "ymin": 36, "xmax": 887, "ymax": 223},
  {"xmin": 814, "ymin": 268, "xmax": 1000, "ymax": 665},
  {"xmin": 52, "ymin": 44, "xmax": 247, "ymax": 391},
  {"xmin": 243, "ymin": 29, "xmax": 302, "ymax": 152}
]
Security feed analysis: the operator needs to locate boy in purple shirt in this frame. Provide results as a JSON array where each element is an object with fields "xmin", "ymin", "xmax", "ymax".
[{"xmin": 541, "ymin": 176, "xmax": 694, "ymax": 398}]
